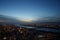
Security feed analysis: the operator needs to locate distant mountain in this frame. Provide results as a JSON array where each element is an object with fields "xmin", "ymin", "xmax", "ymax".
[
  {"xmin": 0, "ymin": 15, "xmax": 21, "ymax": 24},
  {"xmin": 0, "ymin": 15, "xmax": 32, "ymax": 24},
  {"xmin": 0, "ymin": 15, "xmax": 15, "ymax": 21},
  {"xmin": 32, "ymin": 17, "xmax": 60, "ymax": 24},
  {"xmin": 0, "ymin": 15, "xmax": 60, "ymax": 24}
]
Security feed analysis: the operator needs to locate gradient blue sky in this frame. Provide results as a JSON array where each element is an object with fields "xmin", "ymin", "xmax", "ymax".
[{"xmin": 0, "ymin": 0, "xmax": 60, "ymax": 21}]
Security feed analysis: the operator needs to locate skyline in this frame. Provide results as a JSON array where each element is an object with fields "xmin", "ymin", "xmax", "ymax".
[{"xmin": 0, "ymin": 0, "xmax": 60, "ymax": 22}]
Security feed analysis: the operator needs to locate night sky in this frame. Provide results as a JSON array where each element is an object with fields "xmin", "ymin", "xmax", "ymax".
[{"xmin": 0, "ymin": 0, "xmax": 60, "ymax": 22}]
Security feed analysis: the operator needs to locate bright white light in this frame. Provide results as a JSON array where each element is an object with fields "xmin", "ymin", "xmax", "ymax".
[
  {"xmin": 3, "ymin": 37, "xmax": 7, "ymax": 40},
  {"xmin": 38, "ymin": 35, "xmax": 44, "ymax": 38}
]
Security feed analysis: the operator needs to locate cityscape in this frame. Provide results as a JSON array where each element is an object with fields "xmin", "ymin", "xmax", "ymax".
[
  {"xmin": 0, "ymin": 0, "xmax": 60, "ymax": 40},
  {"xmin": 0, "ymin": 23, "xmax": 60, "ymax": 40}
]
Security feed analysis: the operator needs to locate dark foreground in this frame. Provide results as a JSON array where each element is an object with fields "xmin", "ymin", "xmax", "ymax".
[{"xmin": 0, "ymin": 24, "xmax": 60, "ymax": 40}]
